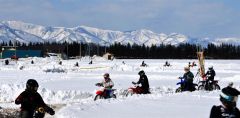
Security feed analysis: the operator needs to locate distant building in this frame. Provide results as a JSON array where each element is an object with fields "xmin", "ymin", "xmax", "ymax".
[
  {"xmin": 103, "ymin": 53, "xmax": 114, "ymax": 60},
  {"xmin": 1, "ymin": 50, "xmax": 42, "ymax": 58},
  {"xmin": 46, "ymin": 52, "xmax": 68, "ymax": 60},
  {"xmin": 0, "ymin": 46, "xmax": 42, "ymax": 59},
  {"xmin": 43, "ymin": 45, "xmax": 66, "ymax": 55}
]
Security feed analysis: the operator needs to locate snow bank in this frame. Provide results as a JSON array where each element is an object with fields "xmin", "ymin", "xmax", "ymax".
[
  {"xmin": 0, "ymin": 83, "xmax": 93, "ymax": 104},
  {"xmin": 1, "ymin": 58, "xmax": 240, "ymax": 118}
]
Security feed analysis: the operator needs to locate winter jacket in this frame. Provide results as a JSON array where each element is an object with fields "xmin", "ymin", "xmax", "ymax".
[
  {"xmin": 183, "ymin": 71, "xmax": 194, "ymax": 83},
  {"xmin": 210, "ymin": 105, "xmax": 240, "ymax": 118},
  {"xmin": 206, "ymin": 69, "xmax": 216, "ymax": 81},
  {"xmin": 15, "ymin": 90, "xmax": 54, "ymax": 117},
  {"xmin": 101, "ymin": 78, "xmax": 114, "ymax": 90},
  {"xmin": 137, "ymin": 75, "xmax": 150, "ymax": 93}
]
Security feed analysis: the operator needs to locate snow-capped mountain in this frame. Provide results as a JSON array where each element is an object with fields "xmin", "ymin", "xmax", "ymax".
[
  {"xmin": 0, "ymin": 21, "xmax": 239, "ymax": 46},
  {"xmin": 0, "ymin": 22, "xmax": 44, "ymax": 44},
  {"xmin": 213, "ymin": 38, "xmax": 240, "ymax": 46}
]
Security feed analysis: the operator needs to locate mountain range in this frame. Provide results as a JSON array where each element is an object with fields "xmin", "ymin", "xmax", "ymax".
[{"xmin": 0, "ymin": 21, "xmax": 239, "ymax": 47}]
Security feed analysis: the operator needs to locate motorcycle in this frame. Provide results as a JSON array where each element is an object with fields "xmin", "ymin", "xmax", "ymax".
[
  {"xmin": 33, "ymin": 106, "xmax": 55, "ymax": 118},
  {"xmin": 94, "ymin": 83, "xmax": 116, "ymax": 101},
  {"xmin": 124, "ymin": 81, "xmax": 152, "ymax": 96},
  {"xmin": 124, "ymin": 84, "xmax": 144, "ymax": 96},
  {"xmin": 175, "ymin": 77, "xmax": 198, "ymax": 93},
  {"xmin": 198, "ymin": 80, "xmax": 220, "ymax": 91},
  {"xmin": 33, "ymin": 107, "xmax": 46, "ymax": 118}
]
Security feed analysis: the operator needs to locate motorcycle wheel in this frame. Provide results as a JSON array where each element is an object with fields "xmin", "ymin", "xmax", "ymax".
[
  {"xmin": 112, "ymin": 94, "xmax": 117, "ymax": 99},
  {"xmin": 213, "ymin": 84, "xmax": 221, "ymax": 90},
  {"xmin": 94, "ymin": 95, "xmax": 103, "ymax": 101},
  {"xmin": 175, "ymin": 87, "xmax": 182, "ymax": 93},
  {"xmin": 198, "ymin": 85, "xmax": 205, "ymax": 90},
  {"xmin": 125, "ymin": 91, "xmax": 133, "ymax": 97}
]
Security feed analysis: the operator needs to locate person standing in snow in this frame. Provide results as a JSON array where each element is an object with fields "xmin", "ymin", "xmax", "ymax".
[
  {"xmin": 89, "ymin": 60, "xmax": 93, "ymax": 64},
  {"xmin": 96, "ymin": 73, "xmax": 114, "ymax": 98},
  {"xmin": 182, "ymin": 67, "xmax": 194, "ymax": 91},
  {"xmin": 15, "ymin": 79, "xmax": 55, "ymax": 118},
  {"xmin": 31, "ymin": 60, "xmax": 34, "ymax": 64},
  {"xmin": 132, "ymin": 70, "xmax": 150, "ymax": 94},
  {"xmin": 210, "ymin": 85, "xmax": 240, "ymax": 118},
  {"xmin": 141, "ymin": 61, "xmax": 147, "ymax": 67}
]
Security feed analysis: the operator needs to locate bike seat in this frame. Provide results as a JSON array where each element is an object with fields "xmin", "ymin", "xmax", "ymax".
[{"xmin": 193, "ymin": 83, "xmax": 198, "ymax": 86}]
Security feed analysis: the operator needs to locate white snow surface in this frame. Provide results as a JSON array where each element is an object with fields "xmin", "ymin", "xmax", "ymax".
[{"xmin": 0, "ymin": 57, "xmax": 240, "ymax": 118}]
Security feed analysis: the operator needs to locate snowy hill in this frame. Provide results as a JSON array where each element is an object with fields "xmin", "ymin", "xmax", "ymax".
[
  {"xmin": 0, "ymin": 22, "xmax": 44, "ymax": 44},
  {"xmin": 1, "ymin": 21, "xmax": 239, "ymax": 46}
]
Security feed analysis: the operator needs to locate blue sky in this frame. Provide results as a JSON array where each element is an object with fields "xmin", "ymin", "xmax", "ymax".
[{"xmin": 0, "ymin": 0, "xmax": 240, "ymax": 38}]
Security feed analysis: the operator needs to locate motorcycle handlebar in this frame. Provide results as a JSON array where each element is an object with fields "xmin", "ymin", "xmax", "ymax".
[{"xmin": 95, "ymin": 83, "xmax": 103, "ymax": 87}]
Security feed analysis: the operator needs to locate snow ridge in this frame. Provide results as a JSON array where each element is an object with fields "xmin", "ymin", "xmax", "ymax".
[{"xmin": 0, "ymin": 21, "xmax": 239, "ymax": 46}]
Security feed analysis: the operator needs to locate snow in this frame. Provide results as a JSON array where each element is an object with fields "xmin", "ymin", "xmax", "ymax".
[
  {"xmin": 0, "ymin": 57, "xmax": 240, "ymax": 118},
  {"xmin": 2, "ymin": 21, "xmax": 240, "ymax": 46},
  {"xmin": 214, "ymin": 37, "xmax": 240, "ymax": 46}
]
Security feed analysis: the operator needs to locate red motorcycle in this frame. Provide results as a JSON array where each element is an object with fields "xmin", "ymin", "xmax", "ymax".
[
  {"xmin": 125, "ymin": 84, "xmax": 144, "ymax": 96},
  {"xmin": 94, "ymin": 83, "xmax": 116, "ymax": 101}
]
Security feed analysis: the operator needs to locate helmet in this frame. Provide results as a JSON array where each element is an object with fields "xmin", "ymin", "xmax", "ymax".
[
  {"xmin": 26, "ymin": 79, "xmax": 39, "ymax": 92},
  {"xmin": 220, "ymin": 86, "xmax": 240, "ymax": 108},
  {"xmin": 138, "ymin": 70, "xmax": 145, "ymax": 76},
  {"xmin": 228, "ymin": 82, "xmax": 234, "ymax": 87},
  {"xmin": 209, "ymin": 66, "xmax": 213, "ymax": 70},
  {"xmin": 103, "ymin": 73, "xmax": 110, "ymax": 78},
  {"xmin": 184, "ymin": 67, "xmax": 190, "ymax": 71}
]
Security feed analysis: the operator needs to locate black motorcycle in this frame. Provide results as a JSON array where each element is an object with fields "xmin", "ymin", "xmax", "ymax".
[{"xmin": 198, "ymin": 80, "xmax": 220, "ymax": 91}]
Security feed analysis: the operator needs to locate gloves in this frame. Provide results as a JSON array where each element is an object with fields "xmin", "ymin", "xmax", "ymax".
[
  {"xmin": 46, "ymin": 107, "xmax": 55, "ymax": 115},
  {"xmin": 95, "ymin": 83, "xmax": 103, "ymax": 86},
  {"xmin": 15, "ymin": 98, "xmax": 22, "ymax": 104},
  {"xmin": 95, "ymin": 83, "xmax": 100, "ymax": 86}
]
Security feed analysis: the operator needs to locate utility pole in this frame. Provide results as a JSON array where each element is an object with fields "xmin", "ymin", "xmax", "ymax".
[
  {"xmin": 88, "ymin": 43, "xmax": 90, "ymax": 56},
  {"xmin": 79, "ymin": 42, "xmax": 81, "ymax": 59},
  {"xmin": 66, "ymin": 38, "xmax": 69, "ymax": 60},
  {"xmin": 97, "ymin": 43, "xmax": 99, "ymax": 56},
  {"xmin": 14, "ymin": 40, "xmax": 17, "ymax": 63},
  {"xmin": 104, "ymin": 42, "xmax": 107, "ymax": 54}
]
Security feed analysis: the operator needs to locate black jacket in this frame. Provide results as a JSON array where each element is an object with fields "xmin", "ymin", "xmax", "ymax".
[
  {"xmin": 210, "ymin": 105, "xmax": 240, "ymax": 118},
  {"xmin": 15, "ymin": 89, "xmax": 54, "ymax": 114},
  {"xmin": 206, "ymin": 69, "xmax": 216, "ymax": 80},
  {"xmin": 137, "ymin": 75, "xmax": 150, "ymax": 91}
]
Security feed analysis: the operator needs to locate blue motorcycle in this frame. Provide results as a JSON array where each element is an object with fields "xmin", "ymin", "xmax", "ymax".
[{"xmin": 175, "ymin": 77, "xmax": 198, "ymax": 93}]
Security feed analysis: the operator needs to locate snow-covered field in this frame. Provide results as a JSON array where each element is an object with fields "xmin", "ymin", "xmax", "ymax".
[{"xmin": 0, "ymin": 57, "xmax": 240, "ymax": 118}]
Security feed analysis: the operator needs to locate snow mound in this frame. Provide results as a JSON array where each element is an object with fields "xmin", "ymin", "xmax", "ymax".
[{"xmin": 0, "ymin": 84, "xmax": 93, "ymax": 104}]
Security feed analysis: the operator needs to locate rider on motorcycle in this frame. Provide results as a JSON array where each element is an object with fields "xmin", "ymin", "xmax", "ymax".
[
  {"xmin": 205, "ymin": 66, "xmax": 216, "ymax": 85},
  {"xmin": 210, "ymin": 85, "xmax": 240, "ymax": 118},
  {"xmin": 182, "ymin": 67, "xmax": 194, "ymax": 91},
  {"xmin": 15, "ymin": 79, "xmax": 55, "ymax": 118},
  {"xmin": 96, "ymin": 73, "xmax": 114, "ymax": 98},
  {"xmin": 132, "ymin": 70, "xmax": 150, "ymax": 94}
]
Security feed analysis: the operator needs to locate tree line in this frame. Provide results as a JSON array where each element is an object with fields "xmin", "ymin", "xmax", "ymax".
[{"xmin": 1, "ymin": 41, "xmax": 240, "ymax": 59}]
